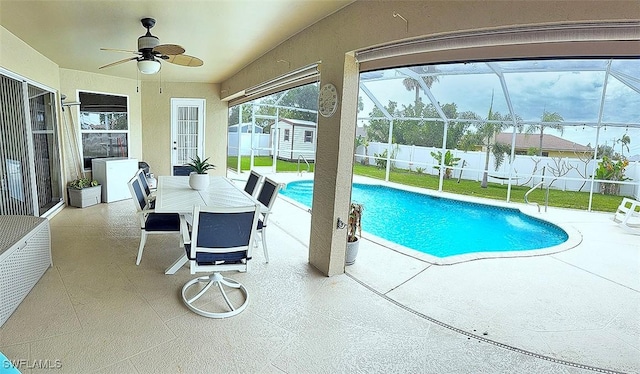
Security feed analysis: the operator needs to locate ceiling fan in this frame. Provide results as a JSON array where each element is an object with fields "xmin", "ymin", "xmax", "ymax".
[{"xmin": 99, "ymin": 18, "xmax": 203, "ymax": 75}]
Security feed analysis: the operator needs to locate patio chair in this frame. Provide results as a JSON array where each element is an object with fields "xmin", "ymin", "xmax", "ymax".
[
  {"xmin": 181, "ymin": 204, "xmax": 260, "ymax": 318},
  {"xmin": 612, "ymin": 197, "xmax": 640, "ymax": 235},
  {"xmin": 244, "ymin": 170, "xmax": 263, "ymax": 197},
  {"xmin": 173, "ymin": 165, "xmax": 194, "ymax": 176},
  {"xmin": 135, "ymin": 169, "xmax": 155, "ymax": 208},
  {"xmin": 128, "ymin": 177, "xmax": 181, "ymax": 265},
  {"xmin": 255, "ymin": 177, "xmax": 282, "ymax": 263}
]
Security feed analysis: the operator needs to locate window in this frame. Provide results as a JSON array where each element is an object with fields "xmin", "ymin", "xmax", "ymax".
[
  {"xmin": 227, "ymin": 82, "xmax": 319, "ymax": 171},
  {"xmin": 78, "ymin": 91, "xmax": 129, "ymax": 169},
  {"xmin": 304, "ymin": 130, "xmax": 313, "ymax": 143}
]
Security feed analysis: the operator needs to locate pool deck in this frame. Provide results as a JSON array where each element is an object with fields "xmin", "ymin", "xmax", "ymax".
[{"xmin": 258, "ymin": 170, "xmax": 640, "ymax": 373}]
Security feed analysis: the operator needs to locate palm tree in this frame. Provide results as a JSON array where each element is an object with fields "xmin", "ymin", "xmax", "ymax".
[
  {"xmin": 458, "ymin": 93, "xmax": 510, "ymax": 188},
  {"xmin": 477, "ymin": 97, "xmax": 510, "ymax": 188},
  {"xmin": 525, "ymin": 110, "xmax": 564, "ymax": 156},
  {"xmin": 618, "ymin": 134, "xmax": 631, "ymax": 157},
  {"xmin": 402, "ymin": 66, "xmax": 439, "ymax": 107}
]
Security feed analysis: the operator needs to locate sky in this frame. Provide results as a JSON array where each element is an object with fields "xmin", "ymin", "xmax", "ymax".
[{"xmin": 358, "ymin": 59, "xmax": 640, "ymax": 159}]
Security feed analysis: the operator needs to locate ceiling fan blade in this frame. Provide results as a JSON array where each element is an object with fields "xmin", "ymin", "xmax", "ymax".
[
  {"xmin": 101, "ymin": 48, "xmax": 140, "ymax": 54},
  {"xmin": 99, "ymin": 57, "xmax": 138, "ymax": 69},
  {"xmin": 153, "ymin": 44, "xmax": 185, "ymax": 56},
  {"xmin": 165, "ymin": 54, "xmax": 203, "ymax": 67}
]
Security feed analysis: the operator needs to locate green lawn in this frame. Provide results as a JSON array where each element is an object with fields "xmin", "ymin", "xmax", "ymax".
[
  {"xmin": 353, "ymin": 164, "xmax": 622, "ymax": 212},
  {"xmin": 227, "ymin": 156, "xmax": 315, "ymax": 173},
  {"xmin": 227, "ymin": 156, "xmax": 622, "ymax": 212}
]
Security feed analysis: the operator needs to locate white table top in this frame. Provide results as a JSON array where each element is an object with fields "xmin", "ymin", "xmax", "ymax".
[{"xmin": 154, "ymin": 176, "xmax": 258, "ymax": 214}]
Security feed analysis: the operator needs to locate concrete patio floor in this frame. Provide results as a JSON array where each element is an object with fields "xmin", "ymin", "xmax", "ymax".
[{"xmin": 266, "ymin": 171, "xmax": 640, "ymax": 373}]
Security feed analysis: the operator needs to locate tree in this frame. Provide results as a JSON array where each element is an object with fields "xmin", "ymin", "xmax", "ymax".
[
  {"xmin": 525, "ymin": 110, "xmax": 564, "ymax": 156},
  {"xmin": 366, "ymin": 100, "xmax": 468, "ymax": 149},
  {"xmin": 597, "ymin": 144, "xmax": 615, "ymax": 159},
  {"xmin": 228, "ymin": 104, "xmax": 253, "ymax": 126},
  {"xmin": 260, "ymin": 84, "xmax": 319, "ymax": 122},
  {"xmin": 401, "ymin": 66, "xmax": 440, "ymax": 107},
  {"xmin": 617, "ymin": 134, "xmax": 631, "ymax": 157},
  {"xmin": 366, "ymin": 101, "xmax": 397, "ymax": 143},
  {"xmin": 458, "ymin": 94, "xmax": 512, "ymax": 188}
]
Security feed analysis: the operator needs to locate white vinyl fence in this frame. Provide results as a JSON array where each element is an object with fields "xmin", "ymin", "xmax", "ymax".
[
  {"xmin": 357, "ymin": 142, "xmax": 640, "ymax": 199},
  {"xmin": 228, "ymin": 133, "xmax": 271, "ymax": 157}
]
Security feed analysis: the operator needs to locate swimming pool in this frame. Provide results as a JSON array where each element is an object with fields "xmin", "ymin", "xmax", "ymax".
[{"xmin": 281, "ymin": 180, "xmax": 569, "ymax": 259}]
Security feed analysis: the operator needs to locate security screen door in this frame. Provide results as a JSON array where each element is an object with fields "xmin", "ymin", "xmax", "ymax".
[{"xmin": 171, "ymin": 98, "xmax": 205, "ymax": 174}]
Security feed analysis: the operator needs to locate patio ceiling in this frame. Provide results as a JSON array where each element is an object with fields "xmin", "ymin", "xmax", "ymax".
[{"xmin": 0, "ymin": 0, "xmax": 353, "ymax": 83}]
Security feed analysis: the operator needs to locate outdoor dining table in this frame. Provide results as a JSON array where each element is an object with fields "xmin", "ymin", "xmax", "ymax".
[{"xmin": 154, "ymin": 175, "xmax": 259, "ymax": 274}]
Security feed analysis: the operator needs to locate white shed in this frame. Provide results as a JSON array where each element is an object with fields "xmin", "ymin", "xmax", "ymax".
[{"xmin": 275, "ymin": 118, "xmax": 317, "ymax": 161}]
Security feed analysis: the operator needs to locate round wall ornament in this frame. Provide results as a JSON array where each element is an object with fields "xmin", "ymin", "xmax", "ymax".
[{"xmin": 318, "ymin": 83, "xmax": 338, "ymax": 117}]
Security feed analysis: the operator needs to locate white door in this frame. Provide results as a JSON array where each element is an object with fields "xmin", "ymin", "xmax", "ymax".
[{"xmin": 171, "ymin": 98, "xmax": 205, "ymax": 174}]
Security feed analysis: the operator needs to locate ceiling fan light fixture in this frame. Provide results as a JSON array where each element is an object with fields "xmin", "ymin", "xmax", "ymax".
[{"xmin": 137, "ymin": 59, "xmax": 161, "ymax": 74}]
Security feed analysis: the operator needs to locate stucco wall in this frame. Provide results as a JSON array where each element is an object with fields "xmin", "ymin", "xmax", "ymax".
[
  {"xmin": 0, "ymin": 26, "xmax": 60, "ymax": 90},
  {"xmin": 140, "ymin": 81, "xmax": 225, "ymax": 177}
]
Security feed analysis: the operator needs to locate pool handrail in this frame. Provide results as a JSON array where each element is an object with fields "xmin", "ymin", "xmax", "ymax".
[
  {"xmin": 524, "ymin": 181, "xmax": 551, "ymax": 213},
  {"xmin": 297, "ymin": 155, "xmax": 310, "ymax": 176}
]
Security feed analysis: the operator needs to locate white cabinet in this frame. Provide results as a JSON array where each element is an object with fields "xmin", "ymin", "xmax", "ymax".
[{"xmin": 91, "ymin": 158, "xmax": 139, "ymax": 203}]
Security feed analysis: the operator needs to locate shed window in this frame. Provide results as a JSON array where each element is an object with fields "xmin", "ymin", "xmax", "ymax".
[
  {"xmin": 284, "ymin": 129, "xmax": 290, "ymax": 141},
  {"xmin": 304, "ymin": 130, "xmax": 313, "ymax": 143}
]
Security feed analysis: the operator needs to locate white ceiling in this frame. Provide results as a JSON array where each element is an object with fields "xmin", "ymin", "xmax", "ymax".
[{"xmin": 0, "ymin": 0, "xmax": 353, "ymax": 83}]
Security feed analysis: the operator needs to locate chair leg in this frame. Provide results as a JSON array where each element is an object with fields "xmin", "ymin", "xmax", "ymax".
[
  {"xmin": 261, "ymin": 229, "xmax": 269, "ymax": 263},
  {"xmin": 136, "ymin": 231, "xmax": 147, "ymax": 265},
  {"xmin": 186, "ymin": 276, "xmax": 216, "ymax": 304},
  {"xmin": 181, "ymin": 273, "xmax": 249, "ymax": 319}
]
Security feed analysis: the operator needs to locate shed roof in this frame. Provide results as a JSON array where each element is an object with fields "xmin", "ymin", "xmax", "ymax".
[{"xmin": 278, "ymin": 118, "xmax": 317, "ymax": 128}]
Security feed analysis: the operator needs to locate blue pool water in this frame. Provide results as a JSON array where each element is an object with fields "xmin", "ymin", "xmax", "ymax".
[{"xmin": 281, "ymin": 180, "xmax": 568, "ymax": 258}]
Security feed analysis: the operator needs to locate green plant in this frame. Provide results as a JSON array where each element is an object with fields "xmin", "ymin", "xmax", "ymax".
[
  {"xmin": 373, "ymin": 144, "xmax": 400, "ymax": 170},
  {"xmin": 373, "ymin": 149, "xmax": 388, "ymax": 169},
  {"xmin": 187, "ymin": 155, "xmax": 215, "ymax": 174},
  {"xmin": 430, "ymin": 150, "xmax": 461, "ymax": 178},
  {"xmin": 67, "ymin": 177, "xmax": 99, "ymax": 189},
  {"xmin": 593, "ymin": 156, "xmax": 630, "ymax": 195},
  {"xmin": 416, "ymin": 167, "xmax": 425, "ymax": 174},
  {"xmin": 347, "ymin": 203, "xmax": 363, "ymax": 243}
]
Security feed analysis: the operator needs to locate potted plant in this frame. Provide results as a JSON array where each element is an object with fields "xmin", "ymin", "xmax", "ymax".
[
  {"xmin": 67, "ymin": 177, "xmax": 101, "ymax": 208},
  {"xmin": 186, "ymin": 155, "xmax": 215, "ymax": 190},
  {"xmin": 345, "ymin": 202, "xmax": 363, "ymax": 266}
]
